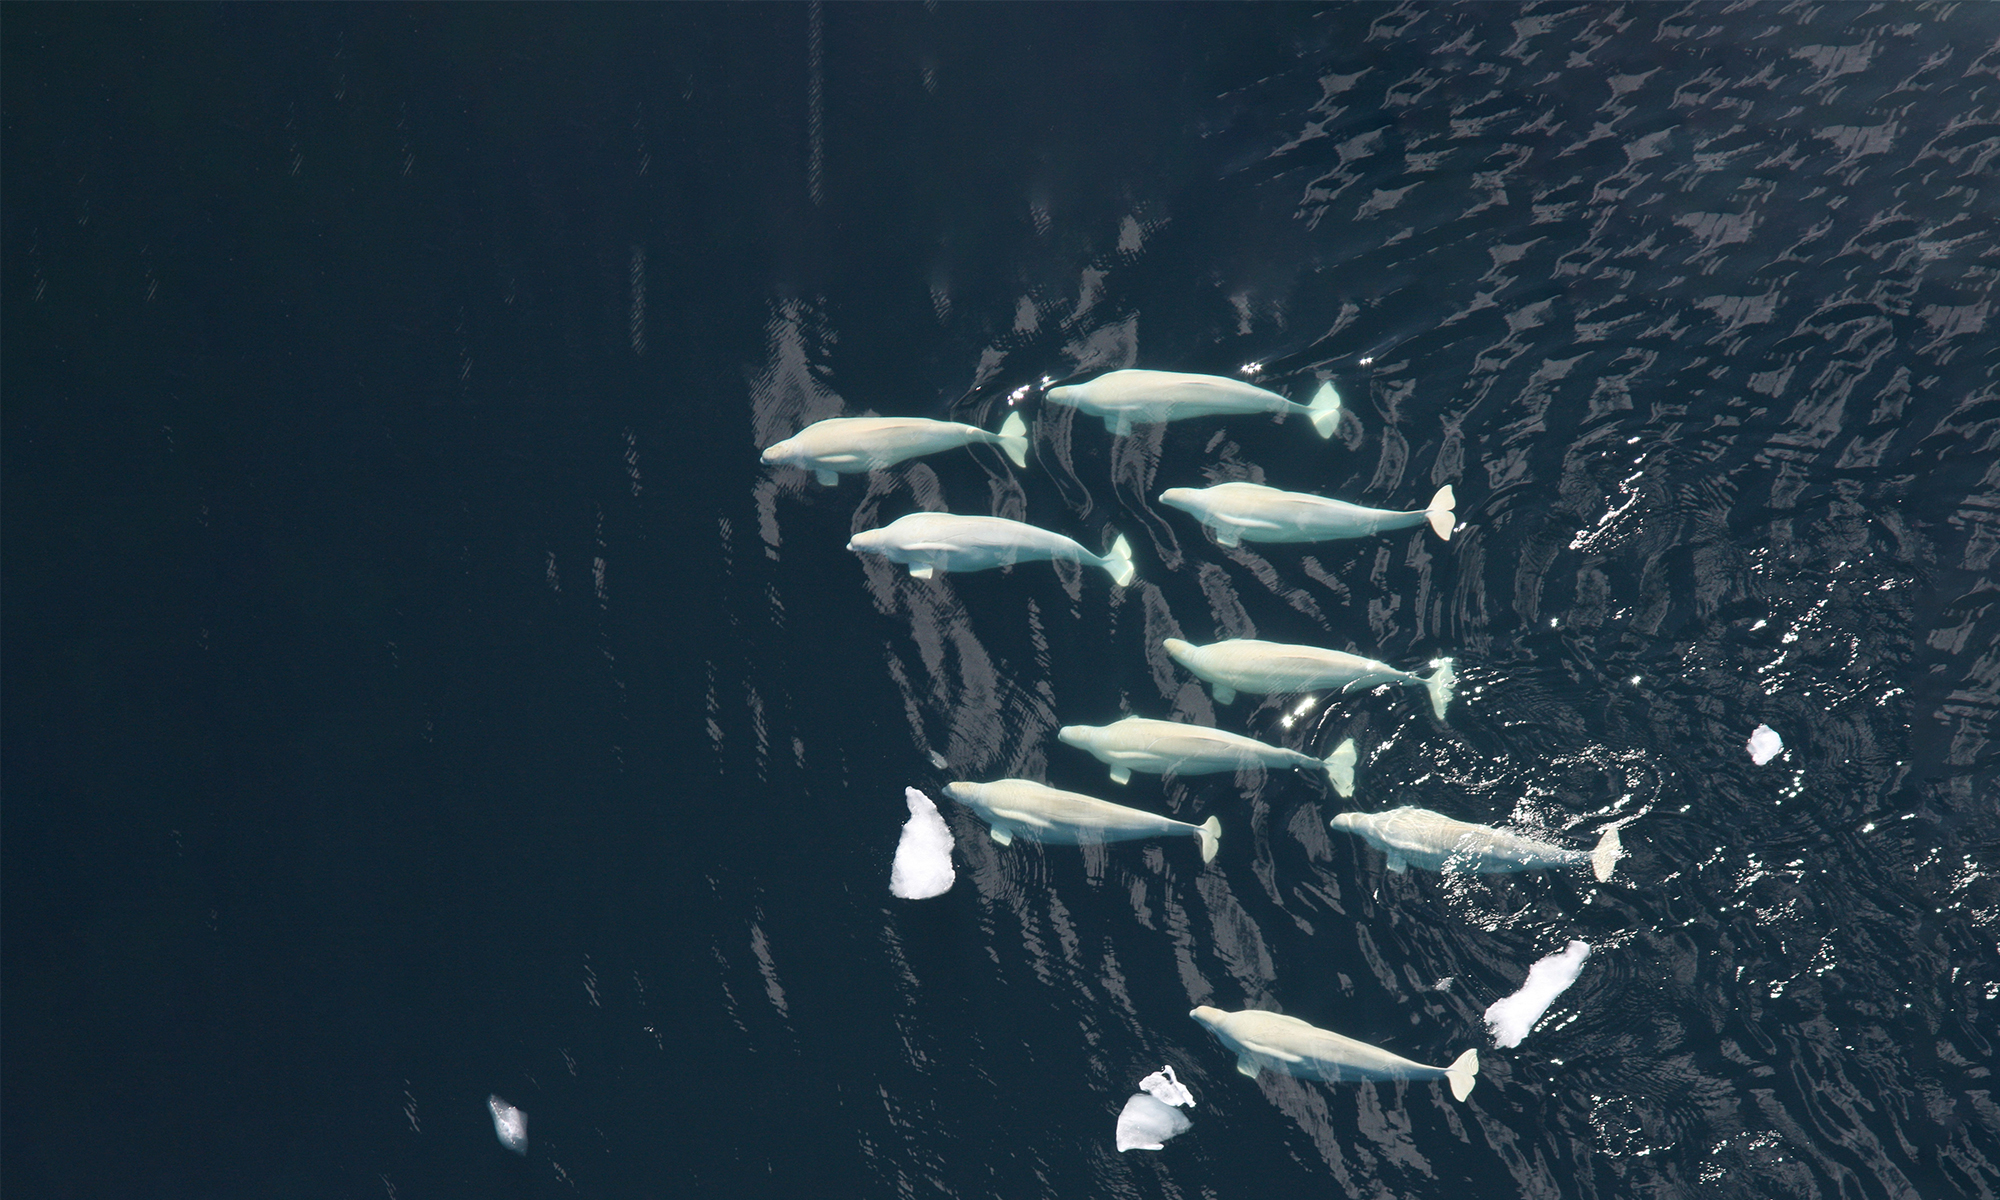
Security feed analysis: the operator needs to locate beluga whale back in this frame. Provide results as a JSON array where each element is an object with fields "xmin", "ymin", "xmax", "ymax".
[
  {"xmin": 848, "ymin": 513, "xmax": 1136, "ymax": 585},
  {"xmin": 1057, "ymin": 715, "xmax": 1352, "ymax": 786},
  {"xmin": 942, "ymin": 779, "xmax": 1220, "ymax": 862},
  {"xmin": 1159, "ymin": 481, "xmax": 1456, "ymax": 546},
  {"xmin": 1162, "ymin": 636, "xmax": 1457, "ymax": 719},
  {"xmin": 1329, "ymin": 805, "xmax": 1627, "ymax": 881},
  {"xmin": 1189, "ymin": 1005, "xmax": 1479, "ymax": 1100},
  {"xmin": 1044, "ymin": 370, "xmax": 1342, "ymax": 438},
  {"xmin": 762, "ymin": 413, "xmax": 1029, "ymax": 485}
]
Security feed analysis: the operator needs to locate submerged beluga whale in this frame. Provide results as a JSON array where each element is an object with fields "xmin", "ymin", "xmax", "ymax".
[
  {"xmin": 1044, "ymin": 370, "xmax": 1343, "ymax": 438},
  {"xmin": 848, "ymin": 513, "xmax": 1136, "ymax": 585},
  {"xmin": 1058, "ymin": 715, "xmax": 1356, "ymax": 788},
  {"xmin": 1159, "ymin": 481, "xmax": 1456, "ymax": 546},
  {"xmin": 942, "ymin": 779, "xmax": 1220, "ymax": 862},
  {"xmin": 762, "ymin": 412, "xmax": 1030, "ymax": 484},
  {"xmin": 1162, "ymin": 637, "xmax": 1457, "ymax": 720},
  {"xmin": 1189, "ymin": 1006, "xmax": 1479, "ymax": 1100},
  {"xmin": 1329, "ymin": 806, "xmax": 1627, "ymax": 882}
]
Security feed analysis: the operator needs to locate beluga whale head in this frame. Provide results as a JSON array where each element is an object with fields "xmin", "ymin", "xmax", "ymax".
[
  {"xmin": 760, "ymin": 437, "xmax": 801, "ymax": 467},
  {"xmin": 1158, "ymin": 487, "xmax": 1201, "ymax": 514},
  {"xmin": 846, "ymin": 527, "xmax": 890, "ymax": 556},
  {"xmin": 1056, "ymin": 724, "xmax": 1098, "ymax": 750}
]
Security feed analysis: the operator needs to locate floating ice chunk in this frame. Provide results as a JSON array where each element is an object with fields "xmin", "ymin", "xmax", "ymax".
[
  {"xmin": 1137, "ymin": 1064, "xmax": 1194, "ymax": 1107},
  {"xmin": 1748, "ymin": 724, "xmax": 1783, "ymax": 765},
  {"xmin": 1116, "ymin": 1067, "xmax": 1194, "ymax": 1152},
  {"xmin": 487, "ymin": 1094, "xmax": 527, "ymax": 1155},
  {"xmin": 1484, "ymin": 940, "xmax": 1591, "ymax": 1049},
  {"xmin": 1116, "ymin": 1095, "xmax": 1192, "ymax": 1151},
  {"xmin": 890, "ymin": 786, "xmax": 956, "ymax": 899}
]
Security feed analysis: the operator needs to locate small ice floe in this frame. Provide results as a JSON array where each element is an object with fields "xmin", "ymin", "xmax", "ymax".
[
  {"xmin": 1138, "ymin": 1065, "xmax": 1194, "ymax": 1106},
  {"xmin": 1748, "ymin": 725, "xmax": 1784, "ymax": 765},
  {"xmin": 1116, "ymin": 1065, "xmax": 1194, "ymax": 1152},
  {"xmin": 1484, "ymin": 940, "xmax": 1591, "ymax": 1049},
  {"xmin": 487, "ymin": 1094, "xmax": 528, "ymax": 1155},
  {"xmin": 890, "ymin": 786, "xmax": 956, "ymax": 899}
]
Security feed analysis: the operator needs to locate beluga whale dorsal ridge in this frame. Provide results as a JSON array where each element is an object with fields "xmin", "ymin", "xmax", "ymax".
[
  {"xmin": 1056, "ymin": 715, "xmax": 1349, "ymax": 786},
  {"xmin": 761, "ymin": 412, "xmax": 1029, "ymax": 484},
  {"xmin": 1159, "ymin": 481, "xmax": 1455, "ymax": 546},
  {"xmin": 1188, "ymin": 1006, "xmax": 1479, "ymax": 1100},
  {"xmin": 848, "ymin": 512, "xmax": 1136, "ymax": 585},
  {"xmin": 1043, "ymin": 370, "xmax": 1342, "ymax": 438},
  {"xmin": 1328, "ymin": 805, "xmax": 1627, "ymax": 881},
  {"xmin": 941, "ymin": 779, "xmax": 1220, "ymax": 862},
  {"xmin": 1162, "ymin": 636, "xmax": 1457, "ymax": 720}
]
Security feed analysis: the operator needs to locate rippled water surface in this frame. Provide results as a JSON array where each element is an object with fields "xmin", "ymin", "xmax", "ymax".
[{"xmin": 6, "ymin": 5, "xmax": 1998, "ymax": 1198}]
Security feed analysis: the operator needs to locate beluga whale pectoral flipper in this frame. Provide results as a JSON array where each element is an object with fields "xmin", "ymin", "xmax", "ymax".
[
  {"xmin": 1044, "ymin": 369, "xmax": 1342, "ymax": 438},
  {"xmin": 848, "ymin": 513, "xmax": 1135, "ymax": 585},
  {"xmin": 942, "ymin": 779, "xmax": 1220, "ymax": 862},
  {"xmin": 1329, "ymin": 806, "xmax": 1627, "ymax": 881},
  {"xmin": 1189, "ymin": 1006, "xmax": 1479, "ymax": 1100},
  {"xmin": 1159, "ymin": 481, "xmax": 1455, "ymax": 546},
  {"xmin": 1057, "ymin": 715, "xmax": 1350, "ymax": 786},
  {"xmin": 761, "ymin": 412, "xmax": 1030, "ymax": 484},
  {"xmin": 1162, "ymin": 637, "xmax": 1457, "ymax": 720}
]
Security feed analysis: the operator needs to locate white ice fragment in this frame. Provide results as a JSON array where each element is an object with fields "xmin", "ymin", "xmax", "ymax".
[
  {"xmin": 1117, "ymin": 1065, "xmax": 1194, "ymax": 1152},
  {"xmin": 890, "ymin": 786, "xmax": 956, "ymax": 899},
  {"xmin": 1116, "ymin": 1095, "xmax": 1192, "ymax": 1151},
  {"xmin": 1748, "ymin": 724, "xmax": 1783, "ymax": 765},
  {"xmin": 1484, "ymin": 940, "xmax": 1591, "ymax": 1049},
  {"xmin": 487, "ymin": 1094, "xmax": 527, "ymax": 1155},
  {"xmin": 1137, "ymin": 1064, "xmax": 1194, "ymax": 1107}
]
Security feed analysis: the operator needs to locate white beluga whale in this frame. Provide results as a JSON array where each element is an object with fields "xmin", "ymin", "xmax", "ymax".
[
  {"xmin": 1057, "ymin": 715, "xmax": 1348, "ymax": 786},
  {"xmin": 1188, "ymin": 1006, "xmax": 1479, "ymax": 1100},
  {"xmin": 848, "ymin": 513, "xmax": 1136, "ymax": 585},
  {"xmin": 941, "ymin": 779, "xmax": 1220, "ymax": 862},
  {"xmin": 1159, "ymin": 481, "xmax": 1455, "ymax": 546},
  {"xmin": 1044, "ymin": 370, "xmax": 1342, "ymax": 438},
  {"xmin": 1328, "ymin": 806, "xmax": 1626, "ymax": 881},
  {"xmin": 762, "ymin": 412, "xmax": 1029, "ymax": 484},
  {"xmin": 1162, "ymin": 637, "xmax": 1457, "ymax": 719}
]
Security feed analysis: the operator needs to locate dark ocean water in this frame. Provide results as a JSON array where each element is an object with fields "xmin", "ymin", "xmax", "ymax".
[{"xmin": 5, "ymin": 4, "xmax": 1999, "ymax": 1198}]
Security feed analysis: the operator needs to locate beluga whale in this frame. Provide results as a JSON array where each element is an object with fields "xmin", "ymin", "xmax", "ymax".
[
  {"xmin": 762, "ymin": 412, "xmax": 1029, "ymax": 485},
  {"xmin": 1162, "ymin": 637, "xmax": 1457, "ymax": 719},
  {"xmin": 942, "ymin": 779, "xmax": 1220, "ymax": 862},
  {"xmin": 1188, "ymin": 1006, "xmax": 1479, "ymax": 1100},
  {"xmin": 1159, "ymin": 481, "xmax": 1455, "ymax": 546},
  {"xmin": 1329, "ymin": 806, "xmax": 1626, "ymax": 881},
  {"xmin": 1044, "ymin": 370, "xmax": 1342, "ymax": 438},
  {"xmin": 848, "ymin": 513, "xmax": 1136, "ymax": 585},
  {"xmin": 1057, "ymin": 715, "xmax": 1352, "ymax": 786}
]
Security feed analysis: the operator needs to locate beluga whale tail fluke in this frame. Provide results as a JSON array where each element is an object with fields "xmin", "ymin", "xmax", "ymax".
[
  {"xmin": 1425, "ymin": 658, "xmax": 1457, "ymax": 722},
  {"xmin": 998, "ymin": 411, "xmax": 1030, "ymax": 469},
  {"xmin": 1591, "ymin": 821, "xmax": 1626, "ymax": 883},
  {"xmin": 1328, "ymin": 738, "xmax": 1358, "ymax": 798},
  {"xmin": 1427, "ymin": 485, "xmax": 1457, "ymax": 541},
  {"xmin": 1197, "ymin": 815, "xmax": 1222, "ymax": 864},
  {"xmin": 1446, "ymin": 1049, "xmax": 1480, "ymax": 1101},
  {"xmin": 1104, "ymin": 534, "xmax": 1137, "ymax": 587},
  {"xmin": 1307, "ymin": 380, "xmax": 1343, "ymax": 439}
]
